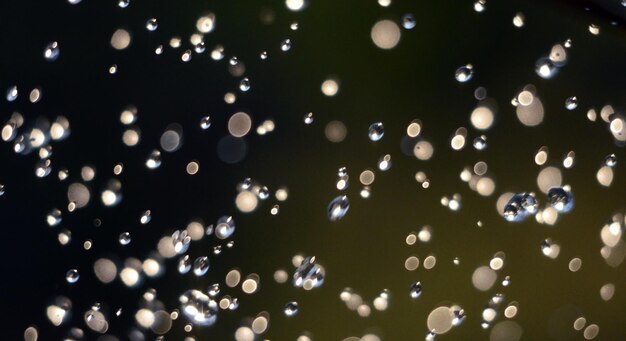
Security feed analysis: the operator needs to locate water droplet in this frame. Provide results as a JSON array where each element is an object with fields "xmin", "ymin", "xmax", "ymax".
[
  {"xmin": 327, "ymin": 195, "xmax": 349, "ymax": 221},
  {"xmin": 565, "ymin": 96, "xmax": 578, "ymax": 110},
  {"xmin": 368, "ymin": 122, "xmax": 384, "ymax": 141},
  {"xmin": 378, "ymin": 154, "xmax": 392, "ymax": 171},
  {"xmin": 6, "ymin": 85, "xmax": 18, "ymax": 101},
  {"xmin": 200, "ymin": 116, "xmax": 211, "ymax": 129},
  {"xmin": 260, "ymin": 51, "xmax": 268, "ymax": 60},
  {"xmin": 474, "ymin": 0, "xmax": 486, "ymax": 12},
  {"xmin": 547, "ymin": 187, "xmax": 574, "ymax": 213},
  {"xmin": 503, "ymin": 193, "xmax": 538, "ymax": 222},
  {"xmin": 293, "ymin": 256, "xmax": 325, "ymax": 289},
  {"xmin": 455, "ymin": 64, "xmax": 473, "ymax": 82},
  {"xmin": 280, "ymin": 39, "xmax": 292, "ymax": 51},
  {"xmin": 0, "ymin": 184, "xmax": 5, "ymax": 196},
  {"xmin": 473, "ymin": 135, "xmax": 487, "ymax": 150},
  {"xmin": 146, "ymin": 18, "xmax": 158, "ymax": 31},
  {"xmin": 172, "ymin": 230, "xmax": 191, "ymax": 254},
  {"xmin": 409, "ymin": 282, "xmax": 422, "ymax": 298},
  {"xmin": 44, "ymin": 41, "xmax": 60, "ymax": 61},
  {"xmin": 178, "ymin": 255, "xmax": 191, "ymax": 274},
  {"xmin": 402, "ymin": 14, "xmax": 416, "ymax": 29},
  {"xmin": 304, "ymin": 112, "xmax": 314, "ymax": 124},
  {"xmin": 239, "ymin": 77, "xmax": 251, "ymax": 92},
  {"xmin": 193, "ymin": 256, "xmax": 210, "ymax": 276},
  {"xmin": 215, "ymin": 216, "xmax": 235, "ymax": 239},
  {"xmin": 47, "ymin": 208, "xmax": 62, "ymax": 226},
  {"xmin": 179, "ymin": 289, "xmax": 218, "ymax": 326},
  {"xmin": 140, "ymin": 210, "xmax": 151, "ymax": 224},
  {"xmin": 117, "ymin": 0, "xmax": 130, "ymax": 8},
  {"xmin": 146, "ymin": 150, "xmax": 162, "ymax": 169},
  {"xmin": 513, "ymin": 12, "xmax": 525, "ymax": 27},
  {"xmin": 118, "ymin": 232, "xmax": 131, "ymax": 245},
  {"xmin": 284, "ymin": 301, "xmax": 299, "ymax": 316},
  {"xmin": 535, "ymin": 57, "xmax": 558, "ymax": 79},
  {"xmin": 194, "ymin": 41, "xmax": 206, "ymax": 54},
  {"xmin": 65, "ymin": 269, "xmax": 79, "ymax": 283},
  {"xmin": 207, "ymin": 283, "xmax": 220, "ymax": 297},
  {"xmin": 604, "ymin": 154, "xmax": 617, "ymax": 167}
]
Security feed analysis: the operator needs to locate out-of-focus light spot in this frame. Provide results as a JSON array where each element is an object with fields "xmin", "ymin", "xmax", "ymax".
[
  {"xmin": 235, "ymin": 191, "xmax": 258, "ymax": 213},
  {"xmin": 321, "ymin": 78, "xmax": 339, "ymax": 97},
  {"xmin": 325, "ymin": 120, "xmax": 347, "ymax": 143},
  {"xmin": 371, "ymin": 20, "xmax": 401, "ymax": 49},
  {"xmin": 228, "ymin": 112, "xmax": 252, "ymax": 137},
  {"xmin": 537, "ymin": 166, "xmax": 562, "ymax": 194},
  {"xmin": 286, "ymin": 0, "xmax": 306, "ymax": 11},
  {"xmin": 470, "ymin": 106, "xmax": 494, "ymax": 130},
  {"xmin": 94, "ymin": 258, "xmax": 117, "ymax": 284},
  {"xmin": 472, "ymin": 266, "xmax": 497, "ymax": 291},
  {"xmin": 404, "ymin": 256, "xmax": 419, "ymax": 271},
  {"xmin": 196, "ymin": 14, "xmax": 216, "ymax": 33},
  {"xmin": 596, "ymin": 166, "xmax": 614, "ymax": 187},
  {"xmin": 111, "ymin": 29, "xmax": 131, "ymax": 50},
  {"xmin": 413, "ymin": 140, "xmax": 434, "ymax": 160}
]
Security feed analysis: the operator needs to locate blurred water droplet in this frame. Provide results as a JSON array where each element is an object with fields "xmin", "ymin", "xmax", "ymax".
[
  {"xmin": 44, "ymin": 41, "xmax": 60, "ymax": 61},
  {"xmin": 503, "ymin": 193, "xmax": 537, "ymax": 222},
  {"xmin": 280, "ymin": 39, "xmax": 292, "ymax": 51},
  {"xmin": 535, "ymin": 57, "xmax": 558, "ymax": 79},
  {"xmin": 409, "ymin": 282, "xmax": 422, "ymax": 298},
  {"xmin": 6, "ymin": 85, "xmax": 18, "ymax": 101},
  {"xmin": 455, "ymin": 64, "xmax": 473, "ymax": 82},
  {"xmin": 146, "ymin": 18, "xmax": 158, "ymax": 31},
  {"xmin": 260, "ymin": 51, "xmax": 268, "ymax": 60},
  {"xmin": 215, "ymin": 216, "xmax": 236, "ymax": 239},
  {"xmin": 284, "ymin": 301, "xmax": 299, "ymax": 316},
  {"xmin": 604, "ymin": 154, "xmax": 616, "ymax": 167},
  {"xmin": 146, "ymin": 150, "xmax": 162, "ymax": 169},
  {"xmin": 304, "ymin": 112, "xmax": 314, "ymax": 124},
  {"xmin": 118, "ymin": 232, "xmax": 131, "ymax": 245},
  {"xmin": 178, "ymin": 255, "xmax": 191, "ymax": 274},
  {"xmin": 47, "ymin": 208, "xmax": 62, "ymax": 226},
  {"xmin": 547, "ymin": 187, "xmax": 574, "ymax": 213},
  {"xmin": 327, "ymin": 195, "xmax": 349, "ymax": 221},
  {"xmin": 193, "ymin": 256, "xmax": 210, "ymax": 276},
  {"xmin": 473, "ymin": 135, "xmax": 487, "ymax": 150},
  {"xmin": 239, "ymin": 77, "xmax": 251, "ymax": 92},
  {"xmin": 368, "ymin": 122, "xmax": 384, "ymax": 141},
  {"xmin": 65, "ymin": 269, "xmax": 79, "ymax": 283},
  {"xmin": 293, "ymin": 256, "xmax": 325, "ymax": 289},
  {"xmin": 565, "ymin": 96, "xmax": 578, "ymax": 110},
  {"xmin": 179, "ymin": 289, "xmax": 218, "ymax": 326},
  {"xmin": 402, "ymin": 14, "xmax": 416, "ymax": 29},
  {"xmin": 200, "ymin": 116, "xmax": 211, "ymax": 129},
  {"xmin": 117, "ymin": 0, "xmax": 130, "ymax": 8}
]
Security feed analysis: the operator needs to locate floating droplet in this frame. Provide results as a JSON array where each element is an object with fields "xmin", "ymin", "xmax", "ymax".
[
  {"xmin": 284, "ymin": 302, "xmax": 299, "ymax": 316},
  {"xmin": 535, "ymin": 57, "xmax": 558, "ymax": 79},
  {"xmin": 200, "ymin": 116, "xmax": 211, "ymax": 129},
  {"xmin": 455, "ymin": 64, "xmax": 473, "ymax": 82},
  {"xmin": 44, "ymin": 41, "xmax": 60, "ymax": 61},
  {"xmin": 193, "ymin": 256, "xmax": 210, "ymax": 276},
  {"xmin": 215, "ymin": 216, "xmax": 235, "ymax": 239},
  {"xmin": 368, "ymin": 122, "xmax": 384, "ymax": 141},
  {"xmin": 280, "ymin": 39, "xmax": 292, "ymax": 51},
  {"xmin": 604, "ymin": 154, "xmax": 616, "ymax": 167},
  {"xmin": 65, "ymin": 269, "xmax": 79, "ymax": 283},
  {"xmin": 179, "ymin": 289, "xmax": 218, "ymax": 326},
  {"xmin": 239, "ymin": 77, "xmax": 251, "ymax": 92},
  {"xmin": 146, "ymin": 18, "xmax": 158, "ymax": 31},
  {"xmin": 547, "ymin": 187, "xmax": 574, "ymax": 213},
  {"xmin": 327, "ymin": 195, "xmax": 349, "ymax": 221},
  {"xmin": 293, "ymin": 256, "xmax": 325, "ymax": 289},
  {"xmin": 304, "ymin": 112, "xmax": 314, "ymax": 124},
  {"xmin": 503, "ymin": 193, "xmax": 537, "ymax": 222},
  {"xmin": 409, "ymin": 282, "xmax": 422, "ymax": 298},
  {"xmin": 565, "ymin": 96, "xmax": 578, "ymax": 110},
  {"xmin": 473, "ymin": 135, "xmax": 487, "ymax": 150},
  {"xmin": 118, "ymin": 232, "xmax": 131, "ymax": 245},
  {"xmin": 402, "ymin": 14, "xmax": 416, "ymax": 29},
  {"xmin": 146, "ymin": 150, "xmax": 162, "ymax": 169}
]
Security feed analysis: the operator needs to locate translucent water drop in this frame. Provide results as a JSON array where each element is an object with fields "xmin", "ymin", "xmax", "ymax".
[
  {"xmin": 213, "ymin": 245, "xmax": 222, "ymax": 255},
  {"xmin": 368, "ymin": 122, "xmax": 384, "ymax": 141},
  {"xmin": 215, "ymin": 216, "xmax": 235, "ymax": 239},
  {"xmin": 604, "ymin": 154, "xmax": 617, "ymax": 167},
  {"xmin": 172, "ymin": 230, "xmax": 191, "ymax": 254},
  {"xmin": 564, "ymin": 38, "xmax": 572, "ymax": 48},
  {"xmin": 194, "ymin": 42, "xmax": 206, "ymax": 54},
  {"xmin": 426, "ymin": 331, "xmax": 436, "ymax": 341},
  {"xmin": 179, "ymin": 289, "xmax": 218, "ymax": 326},
  {"xmin": 327, "ymin": 195, "xmax": 349, "ymax": 221},
  {"xmin": 35, "ymin": 159, "xmax": 52, "ymax": 178},
  {"xmin": 304, "ymin": 112, "xmax": 314, "ymax": 124},
  {"xmin": 409, "ymin": 282, "xmax": 422, "ymax": 298},
  {"xmin": 257, "ymin": 186, "xmax": 270, "ymax": 200},
  {"xmin": 208, "ymin": 283, "xmax": 220, "ymax": 297},
  {"xmin": 44, "ymin": 41, "xmax": 60, "ymax": 61},
  {"xmin": 146, "ymin": 150, "xmax": 162, "ymax": 169},
  {"xmin": 280, "ymin": 39, "xmax": 292, "ymax": 51},
  {"xmin": 474, "ymin": 0, "xmax": 486, "ymax": 12},
  {"xmin": 503, "ymin": 193, "xmax": 537, "ymax": 222},
  {"xmin": 535, "ymin": 57, "xmax": 558, "ymax": 79},
  {"xmin": 565, "ymin": 96, "xmax": 578, "ymax": 110},
  {"xmin": 181, "ymin": 50, "xmax": 192, "ymax": 62},
  {"xmin": 455, "ymin": 64, "xmax": 473, "ymax": 82},
  {"xmin": 118, "ymin": 232, "xmax": 131, "ymax": 245},
  {"xmin": 200, "ymin": 116, "xmax": 211, "ymax": 130},
  {"xmin": 293, "ymin": 256, "xmax": 325, "ymax": 289},
  {"xmin": 6, "ymin": 86, "xmax": 18, "ymax": 102},
  {"xmin": 193, "ymin": 256, "xmax": 210, "ymax": 276},
  {"xmin": 291, "ymin": 22, "xmax": 299, "ymax": 30},
  {"xmin": 378, "ymin": 154, "xmax": 392, "ymax": 171},
  {"xmin": 66, "ymin": 269, "xmax": 79, "ymax": 283},
  {"xmin": 117, "ymin": 0, "xmax": 130, "ymax": 8},
  {"xmin": 178, "ymin": 255, "xmax": 191, "ymax": 274},
  {"xmin": 260, "ymin": 51, "xmax": 268, "ymax": 60},
  {"xmin": 146, "ymin": 18, "xmax": 158, "ymax": 31},
  {"xmin": 155, "ymin": 45, "xmax": 163, "ymax": 55},
  {"xmin": 47, "ymin": 208, "xmax": 62, "ymax": 226},
  {"xmin": 284, "ymin": 301, "xmax": 299, "ymax": 316},
  {"xmin": 402, "ymin": 14, "xmax": 416, "ymax": 29},
  {"xmin": 140, "ymin": 210, "xmax": 151, "ymax": 224},
  {"xmin": 547, "ymin": 187, "xmax": 574, "ymax": 213},
  {"xmin": 239, "ymin": 78, "xmax": 251, "ymax": 92},
  {"xmin": 0, "ymin": 184, "xmax": 5, "ymax": 196},
  {"xmin": 451, "ymin": 306, "xmax": 466, "ymax": 326},
  {"xmin": 473, "ymin": 135, "xmax": 487, "ymax": 150},
  {"xmin": 68, "ymin": 0, "xmax": 82, "ymax": 4}
]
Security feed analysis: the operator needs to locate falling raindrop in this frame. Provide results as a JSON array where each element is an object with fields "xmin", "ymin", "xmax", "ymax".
[
  {"xmin": 193, "ymin": 256, "xmax": 210, "ymax": 276},
  {"xmin": 604, "ymin": 154, "xmax": 616, "ymax": 167},
  {"xmin": 293, "ymin": 256, "xmax": 325, "ymax": 289},
  {"xmin": 455, "ymin": 64, "xmax": 474, "ymax": 82},
  {"xmin": 409, "ymin": 282, "xmax": 422, "ymax": 298},
  {"xmin": 65, "ymin": 269, "xmax": 79, "ymax": 283},
  {"xmin": 327, "ymin": 195, "xmax": 349, "ymax": 221},
  {"xmin": 547, "ymin": 187, "xmax": 574, "ymax": 213}
]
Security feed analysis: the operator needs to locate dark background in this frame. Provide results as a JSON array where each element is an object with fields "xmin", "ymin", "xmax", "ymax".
[{"xmin": 1, "ymin": 0, "xmax": 626, "ymax": 340}]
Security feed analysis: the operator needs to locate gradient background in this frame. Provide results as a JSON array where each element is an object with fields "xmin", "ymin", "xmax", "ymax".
[{"xmin": 0, "ymin": 0, "xmax": 625, "ymax": 339}]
